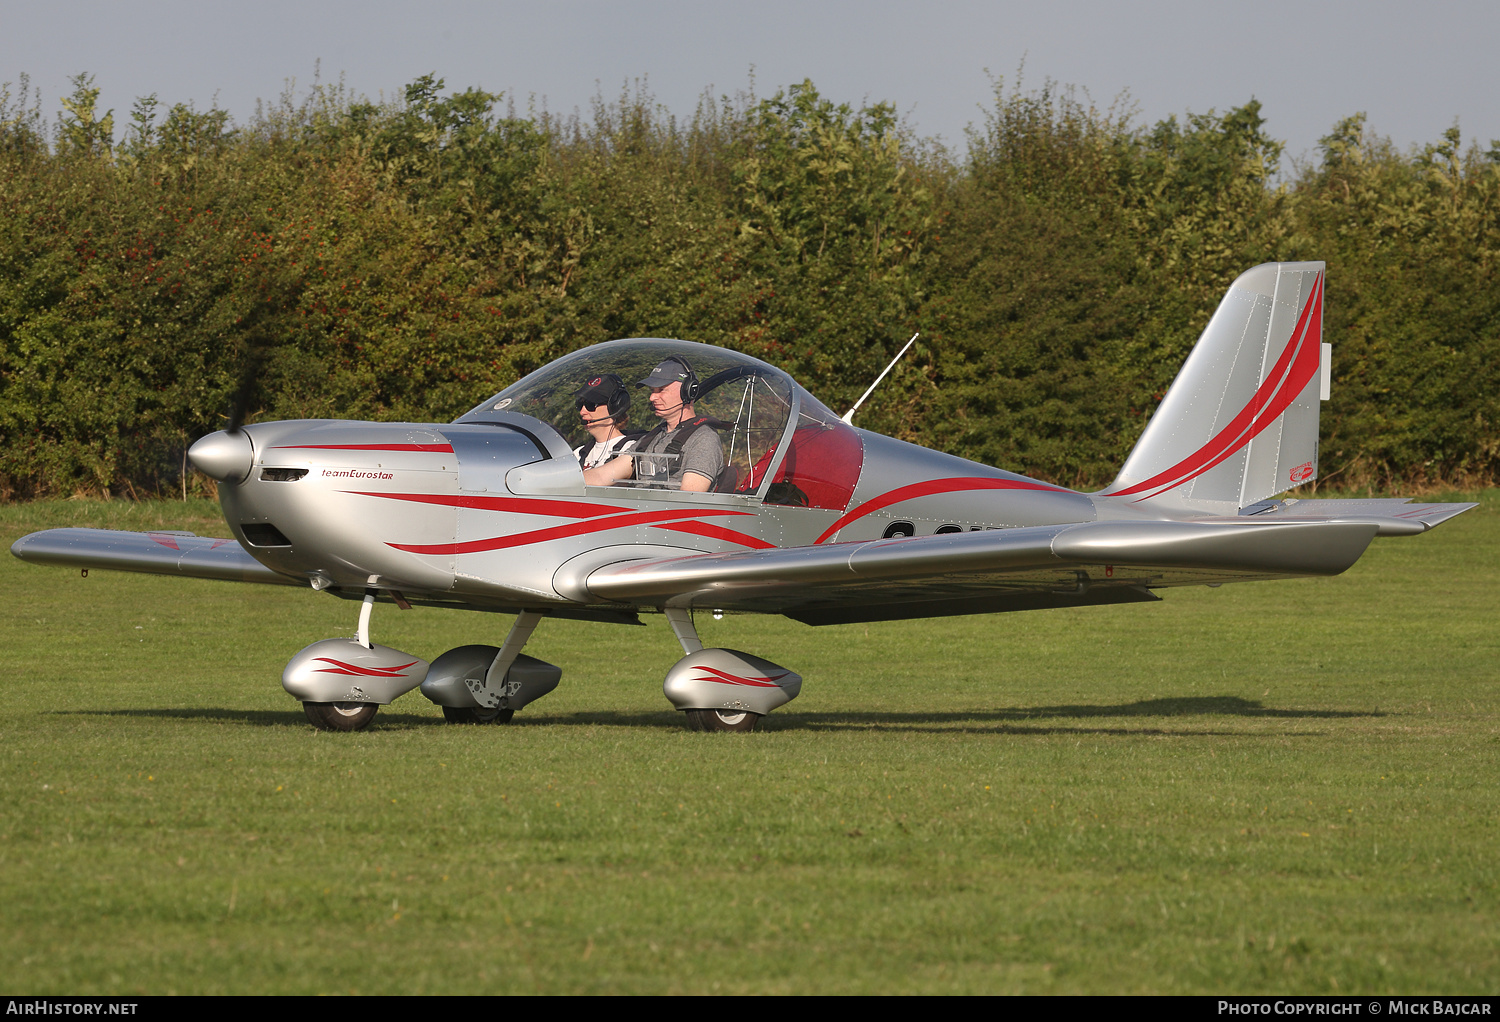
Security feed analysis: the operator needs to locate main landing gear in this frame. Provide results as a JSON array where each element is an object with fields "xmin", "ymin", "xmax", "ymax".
[
  {"xmin": 303, "ymin": 701, "xmax": 380, "ymax": 731},
  {"xmin": 281, "ymin": 593, "xmax": 800, "ymax": 734},
  {"xmin": 282, "ymin": 589, "xmax": 430, "ymax": 732},
  {"xmin": 659, "ymin": 607, "xmax": 802, "ymax": 732},
  {"xmin": 684, "ymin": 708, "xmax": 759, "ymax": 732},
  {"xmin": 283, "ymin": 595, "xmax": 563, "ymax": 731}
]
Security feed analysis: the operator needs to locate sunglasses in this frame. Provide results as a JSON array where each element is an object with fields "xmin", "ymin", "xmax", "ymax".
[{"xmin": 576, "ymin": 400, "xmax": 607, "ymax": 412}]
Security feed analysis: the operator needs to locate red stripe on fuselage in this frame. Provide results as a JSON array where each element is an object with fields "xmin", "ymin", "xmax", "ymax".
[
  {"xmin": 390, "ymin": 508, "xmax": 757, "ymax": 555},
  {"xmin": 813, "ymin": 477, "xmax": 1071, "ymax": 545},
  {"xmin": 343, "ymin": 490, "xmax": 629, "ymax": 519},
  {"xmin": 651, "ymin": 521, "xmax": 777, "ymax": 549},
  {"xmin": 272, "ymin": 443, "xmax": 454, "ymax": 453},
  {"xmin": 1107, "ymin": 273, "xmax": 1324, "ymax": 500}
]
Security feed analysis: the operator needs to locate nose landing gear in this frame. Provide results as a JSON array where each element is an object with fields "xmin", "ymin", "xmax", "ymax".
[
  {"xmin": 420, "ymin": 612, "xmax": 562, "ymax": 724},
  {"xmin": 442, "ymin": 704, "xmax": 513, "ymax": 725}
]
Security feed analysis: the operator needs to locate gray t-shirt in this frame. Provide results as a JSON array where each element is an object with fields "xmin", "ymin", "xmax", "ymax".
[{"xmin": 634, "ymin": 420, "xmax": 725, "ymax": 488}]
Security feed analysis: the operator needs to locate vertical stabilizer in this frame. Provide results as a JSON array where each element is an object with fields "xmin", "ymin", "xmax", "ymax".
[{"xmin": 1103, "ymin": 262, "xmax": 1325, "ymax": 512}]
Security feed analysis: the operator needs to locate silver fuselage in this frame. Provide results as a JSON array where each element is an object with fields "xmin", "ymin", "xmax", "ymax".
[{"xmin": 221, "ymin": 415, "xmax": 1102, "ymax": 612}]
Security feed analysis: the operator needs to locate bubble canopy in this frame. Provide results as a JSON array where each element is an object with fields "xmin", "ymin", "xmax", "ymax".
[{"xmin": 456, "ymin": 339, "xmax": 864, "ymax": 510}]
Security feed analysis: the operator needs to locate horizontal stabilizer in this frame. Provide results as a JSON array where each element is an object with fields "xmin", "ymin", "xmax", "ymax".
[
  {"xmin": 1222, "ymin": 498, "xmax": 1477, "ymax": 536},
  {"xmin": 10, "ymin": 528, "xmax": 298, "ymax": 585}
]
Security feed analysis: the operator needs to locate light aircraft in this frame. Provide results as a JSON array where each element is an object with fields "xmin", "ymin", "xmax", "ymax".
[{"xmin": 11, "ymin": 262, "xmax": 1473, "ymax": 731}]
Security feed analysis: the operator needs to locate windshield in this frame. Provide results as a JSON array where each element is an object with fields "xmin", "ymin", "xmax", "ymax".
[{"xmin": 460, "ymin": 339, "xmax": 798, "ymax": 495}]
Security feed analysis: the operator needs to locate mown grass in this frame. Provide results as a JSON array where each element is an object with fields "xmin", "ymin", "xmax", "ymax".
[{"xmin": 1, "ymin": 495, "xmax": 1496, "ymax": 994}]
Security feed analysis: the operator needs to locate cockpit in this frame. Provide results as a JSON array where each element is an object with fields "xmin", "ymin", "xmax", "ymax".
[{"xmin": 455, "ymin": 339, "xmax": 865, "ymax": 511}]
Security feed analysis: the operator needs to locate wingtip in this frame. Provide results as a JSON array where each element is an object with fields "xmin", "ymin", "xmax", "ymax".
[{"xmin": 10, "ymin": 531, "xmax": 44, "ymax": 560}]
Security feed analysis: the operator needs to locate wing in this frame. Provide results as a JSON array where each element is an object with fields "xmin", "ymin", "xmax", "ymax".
[
  {"xmin": 585, "ymin": 518, "xmax": 1394, "ymax": 625},
  {"xmin": 10, "ymin": 528, "xmax": 300, "ymax": 586}
]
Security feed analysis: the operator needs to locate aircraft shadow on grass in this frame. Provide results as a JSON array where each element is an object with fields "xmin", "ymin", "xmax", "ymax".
[
  {"xmin": 58, "ymin": 695, "xmax": 1381, "ymax": 736},
  {"xmin": 781, "ymin": 696, "xmax": 1384, "ymax": 737}
]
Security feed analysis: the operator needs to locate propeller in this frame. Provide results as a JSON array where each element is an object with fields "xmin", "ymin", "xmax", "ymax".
[
  {"xmin": 188, "ymin": 303, "xmax": 275, "ymax": 483},
  {"xmin": 226, "ymin": 305, "xmax": 274, "ymax": 433}
]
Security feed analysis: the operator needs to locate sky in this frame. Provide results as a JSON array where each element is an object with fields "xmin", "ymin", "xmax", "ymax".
[{"xmin": 2, "ymin": 0, "xmax": 1496, "ymax": 166}]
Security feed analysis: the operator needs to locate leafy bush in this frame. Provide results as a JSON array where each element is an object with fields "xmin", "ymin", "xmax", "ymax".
[{"xmin": 0, "ymin": 72, "xmax": 1495, "ymax": 497}]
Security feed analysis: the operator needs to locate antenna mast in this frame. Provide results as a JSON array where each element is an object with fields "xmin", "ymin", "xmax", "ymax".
[{"xmin": 841, "ymin": 333, "xmax": 919, "ymax": 425}]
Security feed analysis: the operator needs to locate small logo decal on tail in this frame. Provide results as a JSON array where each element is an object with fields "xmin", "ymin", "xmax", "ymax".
[{"xmin": 1290, "ymin": 462, "xmax": 1314, "ymax": 484}]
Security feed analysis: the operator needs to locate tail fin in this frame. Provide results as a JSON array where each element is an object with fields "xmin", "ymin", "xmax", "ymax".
[{"xmin": 1103, "ymin": 262, "xmax": 1327, "ymax": 511}]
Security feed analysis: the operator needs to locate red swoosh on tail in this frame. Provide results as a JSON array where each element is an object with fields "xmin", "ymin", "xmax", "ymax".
[{"xmin": 1107, "ymin": 273, "xmax": 1323, "ymax": 500}]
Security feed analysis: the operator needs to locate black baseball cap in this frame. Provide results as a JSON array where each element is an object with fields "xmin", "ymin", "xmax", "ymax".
[
  {"xmin": 638, "ymin": 359, "xmax": 691, "ymax": 388},
  {"xmin": 576, "ymin": 373, "xmax": 627, "ymax": 410}
]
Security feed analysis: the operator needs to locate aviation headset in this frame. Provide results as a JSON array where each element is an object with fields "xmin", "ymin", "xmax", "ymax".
[
  {"xmin": 659, "ymin": 355, "xmax": 701, "ymax": 404},
  {"xmin": 576, "ymin": 373, "xmax": 631, "ymax": 421}
]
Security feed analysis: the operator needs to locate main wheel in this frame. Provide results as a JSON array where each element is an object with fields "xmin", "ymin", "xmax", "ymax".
[
  {"xmin": 684, "ymin": 709, "xmax": 761, "ymax": 733},
  {"xmin": 442, "ymin": 704, "xmax": 515, "ymax": 725},
  {"xmin": 304, "ymin": 701, "xmax": 378, "ymax": 731}
]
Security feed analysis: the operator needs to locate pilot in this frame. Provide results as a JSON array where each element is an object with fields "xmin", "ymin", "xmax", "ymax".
[
  {"xmin": 573, "ymin": 374, "xmax": 637, "ymax": 471},
  {"xmin": 585, "ymin": 356, "xmax": 724, "ymax": 491}
]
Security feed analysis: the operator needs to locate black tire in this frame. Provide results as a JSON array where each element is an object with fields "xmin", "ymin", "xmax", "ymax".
[
  {"xmin": 684, "ymin": 709, "xmax": 761, "ymax": 733},
  {"xmin": 304, "ymin": 701, "xmax": 378, "ymax": 731},
  {"xmin": 441, "ymin": 704, "xmax": 515, "ymax": 725}
]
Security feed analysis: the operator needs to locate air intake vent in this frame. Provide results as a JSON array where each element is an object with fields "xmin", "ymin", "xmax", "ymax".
[
  {"xmin": 240, "ymin": 523, "xmax": 292, "ymax": 547},
  {"xmin": 260, "ymin": 467, "xmax": 308, "ymax": 482}
]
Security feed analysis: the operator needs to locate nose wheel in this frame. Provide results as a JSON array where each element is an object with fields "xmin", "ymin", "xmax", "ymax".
[
  {"xmin": 441, "ymin": 705, "xmax": 515, "ymax": 725},
  {"xmin": 303, "ymin": 701, "xmax": 379, "ymax": 731}
]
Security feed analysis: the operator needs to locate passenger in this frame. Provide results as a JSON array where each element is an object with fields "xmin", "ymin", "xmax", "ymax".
[
  {"xmin": 573, "ymin": 374, "xmax": 636, "ymax": 473},
  {"xmin": 586, "ymin": 356, "xmax": 724, "ymax": 491}
]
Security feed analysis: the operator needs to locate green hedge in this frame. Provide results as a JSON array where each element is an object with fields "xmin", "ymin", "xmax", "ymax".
[{"xmin": 2, "ymin": 73, "xmax": 1497, "ymax": 497}]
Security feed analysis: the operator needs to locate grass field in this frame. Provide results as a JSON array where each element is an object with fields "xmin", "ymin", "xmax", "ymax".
[{"xmin": 1, "ymin": 495, "xmax": 1497, "ymax": 995}]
